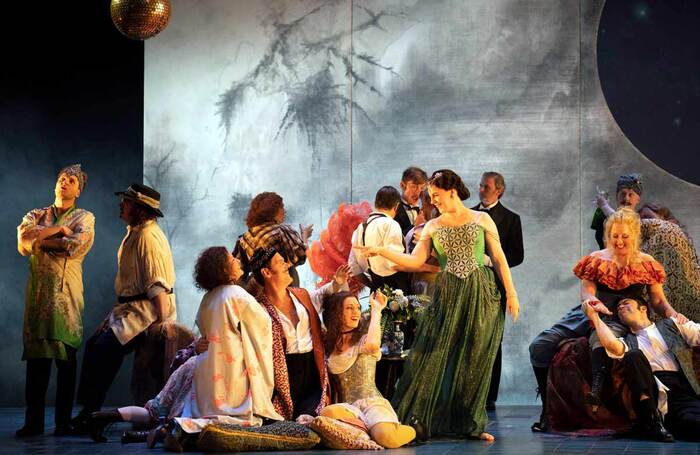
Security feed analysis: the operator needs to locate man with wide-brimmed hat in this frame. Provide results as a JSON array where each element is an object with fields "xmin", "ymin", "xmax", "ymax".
[{"xmin": 71, "ymin": 183, "xmax": 176, "ymax": 433}]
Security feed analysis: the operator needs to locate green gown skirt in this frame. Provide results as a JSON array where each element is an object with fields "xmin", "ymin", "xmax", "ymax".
[{"xmin": 392, "ymin": 267, "xmax": 504, "ymax": 437}]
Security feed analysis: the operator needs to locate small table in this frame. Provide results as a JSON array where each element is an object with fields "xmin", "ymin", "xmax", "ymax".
[{"xmin": 375, "ymin": 352, "xmax": 408, "ymax": 400}]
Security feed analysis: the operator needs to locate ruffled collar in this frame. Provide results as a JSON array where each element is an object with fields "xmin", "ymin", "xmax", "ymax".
[{"xmin": 573, "ymin": 255, "xmax": 666, "ymax": 290}]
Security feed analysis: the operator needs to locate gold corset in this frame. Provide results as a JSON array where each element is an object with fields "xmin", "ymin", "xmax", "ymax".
[{"xmin": 332, "ymin": 353, "xmax": 383, "ymax": 403}]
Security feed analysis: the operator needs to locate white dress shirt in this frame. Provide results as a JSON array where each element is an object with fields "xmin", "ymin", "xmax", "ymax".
[
  {"xmin": 605, "ymin": 318, "xmax": 700, "ymax": 366},
  {"xmin": 401, "ymin": 198, "xmax": 419, "ymax": 225},
  {"xmin": 275, "ymin": 281, "xmax": 347, "ymax": 354},
  {"xmin": 347, "ymin": 212, "xmax": 405, "ymax": 277}
]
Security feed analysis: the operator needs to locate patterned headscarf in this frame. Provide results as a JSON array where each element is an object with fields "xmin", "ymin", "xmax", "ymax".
[
  {"xmin": 616, "ymin": 173, "xmax": 643, "ymax": 196},
  {"xmin": 58, "ymin": 164, "xmax": 88, "ymax": 191}
]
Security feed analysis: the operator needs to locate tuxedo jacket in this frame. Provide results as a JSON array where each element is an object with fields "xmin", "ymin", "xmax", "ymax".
[
  {"xmin": 394, "ymin": 202, "xmax": 416, "ymax": 236},
  {"xmin": 471, "ymin": 201, "xmax": 524, "ymax": 268}
]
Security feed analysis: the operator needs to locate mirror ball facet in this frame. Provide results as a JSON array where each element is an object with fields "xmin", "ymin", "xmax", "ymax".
[{"xmin": 110, "ymin": 0, "xmax": 171, "ymax": 40}]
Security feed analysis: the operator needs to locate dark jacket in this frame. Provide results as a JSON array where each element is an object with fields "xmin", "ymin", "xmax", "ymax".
[
  {"xmin": 624, "ymin": 318, "xmax": 700, "ymax": 396},
  {"xmin": 394, "ymin": 201, "xmax": 418, "ymax": 236},
  {"xmin": 472, "ymin": 200, "xmax": 524, "ymax": 268}
]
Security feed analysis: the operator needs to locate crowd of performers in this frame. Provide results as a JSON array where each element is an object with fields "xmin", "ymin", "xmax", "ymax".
[{"xmin": 14, "ymin": 163, "xmax": 700, "ymax": 449}]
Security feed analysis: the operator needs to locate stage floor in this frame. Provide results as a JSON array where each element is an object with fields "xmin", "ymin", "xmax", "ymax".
[{"xmin": 1, "ymin": 406, "xmax": 697, "ymax": 454}]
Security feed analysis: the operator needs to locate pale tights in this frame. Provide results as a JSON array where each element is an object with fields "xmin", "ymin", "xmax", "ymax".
[{"xmin": 117, "ymin": 406, "xmax": 151, "ymax": 423}]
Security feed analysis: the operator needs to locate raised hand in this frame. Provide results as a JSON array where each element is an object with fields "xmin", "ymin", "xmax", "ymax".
[
  {"xmin": 370, "ymin": 291, "xmax": 388, "ymax": 312},
  {"xmin": 333, "ymin": 264, "xmax": 351, "ymax": 287},
  {"xmin": 300, "ymin": 224, "xmax": 314, "ymax": 242}
]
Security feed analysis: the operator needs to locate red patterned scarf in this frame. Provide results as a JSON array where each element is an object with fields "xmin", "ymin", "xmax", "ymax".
[{"xmin": 258, "ymin": 288, "xmax": 330, "ymax": 420}]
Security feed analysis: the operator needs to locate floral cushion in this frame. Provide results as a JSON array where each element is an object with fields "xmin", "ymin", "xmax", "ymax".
[
  {"xmin": 308, "ymin": 415, "xmax": 382, "ymax": 450},
  {"xmin": 196, "ymin": 420, "xmax": 320, "ymax": 452}
]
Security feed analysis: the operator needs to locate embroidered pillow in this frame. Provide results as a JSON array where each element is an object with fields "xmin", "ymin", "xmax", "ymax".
[
  {"xmin": 308, "ymin": 415, "xmax": 382, "ymax": 450},
  {"xmin": 196, "ymin": 420, "xmax": 320, "ymax": 452}
]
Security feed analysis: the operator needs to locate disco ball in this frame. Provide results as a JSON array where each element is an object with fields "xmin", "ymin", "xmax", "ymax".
[{"xmin": 110, "ymin": 0, "xmax": 171, "ymax": 40}]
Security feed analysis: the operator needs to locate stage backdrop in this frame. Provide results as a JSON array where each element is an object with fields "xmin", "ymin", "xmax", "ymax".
[
  {"xmin": 144, "ymin": 0, "xmax": 700, "ymax": 404},
  {"xmin": 0, "ymin": 0, "xmax": 143, "ymax": 406}
]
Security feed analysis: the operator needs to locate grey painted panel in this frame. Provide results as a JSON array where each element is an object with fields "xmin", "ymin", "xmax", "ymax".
[{"xmin": 143, "ymin": 0, "xmax": 700, "ymax": 405}]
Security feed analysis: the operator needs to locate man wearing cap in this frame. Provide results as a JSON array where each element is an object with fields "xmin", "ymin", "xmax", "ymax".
[
  {"xmin": 16, "ymin": 164, "xmax": 95, "ymax": 437},
  {"xmin": 71, "ymin": 183, "xmax": 176, "ymax": 433},
  {"xmin": 591, "ymin": 173, "xmax": 643, "ymax": 249}
]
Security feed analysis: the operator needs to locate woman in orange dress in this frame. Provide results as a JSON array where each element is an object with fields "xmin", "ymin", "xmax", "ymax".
[{"xmin": 529, "ymin": 208, "xmax": 687, "ymax": 431}]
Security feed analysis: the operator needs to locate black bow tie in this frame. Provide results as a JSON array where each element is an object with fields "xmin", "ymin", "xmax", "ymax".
[
  {"xmin": 478, "ymin": 206, "xmax": 491, "ymax": 212},
  {"xmin": 403, "ymin": 202, "xmax": 420, "ymax": 212}
]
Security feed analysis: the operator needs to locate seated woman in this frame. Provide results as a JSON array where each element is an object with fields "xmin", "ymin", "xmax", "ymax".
[
  {"xmin": 529, "ymin": 209, "xmax": 687, "ymax": 431},
  {"xmin": 89, "ymin": 247, "xmax": 282, "ymax": 444},
  {"xmin": 319, "ymin": 291, "xmax": 416, "ymax": 448}
]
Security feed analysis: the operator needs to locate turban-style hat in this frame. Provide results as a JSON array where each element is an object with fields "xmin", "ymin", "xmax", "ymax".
[
  {"xmin": 616, "ymin": 173, "xmax": 643, "ymax": 196},
  {"xmin": 58, "ymin": 164, "xmax": 88, "ymax": 191}
]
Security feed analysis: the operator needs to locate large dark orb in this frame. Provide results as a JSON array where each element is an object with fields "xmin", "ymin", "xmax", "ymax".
[{"xmin": 597, "ymin": 1, "xmax": 700, "ymax": 185}]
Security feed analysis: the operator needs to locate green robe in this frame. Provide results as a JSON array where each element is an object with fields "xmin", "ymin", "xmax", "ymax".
[{"xmin": 18, "ymin": 205, "xmax": 95, "ymax": 360}]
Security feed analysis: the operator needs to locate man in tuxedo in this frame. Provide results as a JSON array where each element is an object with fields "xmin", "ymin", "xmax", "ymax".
[
  {"xmin": 473, "ymin": 171, "xmax": 524, "ymax": 410},
  {"xmin": 394, "ymin": 167, "xmax": 428, "ymax": 236}
]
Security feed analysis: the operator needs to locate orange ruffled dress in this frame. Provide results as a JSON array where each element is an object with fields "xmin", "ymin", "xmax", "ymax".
[{"xmin": 573, "ymin": 255, "xmax": 666, "ymax": 313}]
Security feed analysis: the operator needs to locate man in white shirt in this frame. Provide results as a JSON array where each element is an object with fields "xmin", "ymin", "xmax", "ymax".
[
  {"xmin": 584, "ymin": 297, "xmax": 700, "ymax": 442},
  {"xmin": 71, "ymin": 183, "xmax": 176, "ymax": 434},
  {"xmin": 249, "ymin": 247, "xmax": 349, "ymax": 419},
  {"xmin": 348, "ymin": 186, "xmax": 411, "ymax": 293}
]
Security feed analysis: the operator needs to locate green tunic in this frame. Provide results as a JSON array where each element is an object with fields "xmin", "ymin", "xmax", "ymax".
[
  {"xmin": 392, "ymin": 222, "xmax": 504, "ymax": 437},
  {"xmin": 18, "ymin": 205, "xmax": 95, "ymax": 360}
]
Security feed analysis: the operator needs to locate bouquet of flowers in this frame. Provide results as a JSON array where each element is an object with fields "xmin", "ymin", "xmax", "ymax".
[{"xmin": 367, "ymin": 285, "xmax": 430, "ymax": 354}]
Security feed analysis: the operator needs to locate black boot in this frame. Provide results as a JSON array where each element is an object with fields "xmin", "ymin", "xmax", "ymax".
[
  {"xmin": 531, "ymin": 366, "xmax": 549, "ymax": 432},
  {"xmin": 15, "ymin": 426, "xmax": 43, "ymax": 438},
  {"xmin": 69, "ymin": 409, "xmax": 92, "ymax": 436},
  {"xmin": 641, "ymin": 410, "xmax": 674, "ymax": 443},
  {"xmin": 408, "ymin": 415, "xmax": 429, "ymax": 443},
  {"xmin": 587, "ymin": 348, "xmax": 611, "ymax": 410},
  {"xmin": 121, "ymin": 430, "xmax": 149, "ymax": 444},
  {"xmin": 89, "ymin": 409, "xmax": 123, "ymax": 443},
  {"xmin": 147, "ymin": 420, "xmax": 173, "ymax": 449}
]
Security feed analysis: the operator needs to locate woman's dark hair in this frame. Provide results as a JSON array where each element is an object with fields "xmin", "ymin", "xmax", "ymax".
[
  {"xmin": 323, "ymin": 291, "xmax": 369, "ymax": 354},
  {"xmin": 193, "ymin": 246, "xmax": 236, "ymax": 291},
  {"xmin": 428, "ymin": 169, "xmax": 470, "ymax": 200},
  {"xmin": 245, "ymin": 192, "xmax": 284, "ymax": 228},
  {"xmin": 638, "ymin": 202, "xmax": 682, "ymax": 227}
]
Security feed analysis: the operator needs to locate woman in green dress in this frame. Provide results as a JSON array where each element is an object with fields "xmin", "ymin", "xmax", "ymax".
[
  {"xmin": 355, "ymin": 169, "xmax": 519, "ymax": 442},
  {"xmin": 16, "ymin": 164, "xmax": 95, "ymax": 437}
]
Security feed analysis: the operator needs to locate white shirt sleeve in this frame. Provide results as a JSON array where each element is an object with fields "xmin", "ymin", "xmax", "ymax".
[
  {"xmin": 347, "ymin": 225, "xmax": 364, "ymax": 276},
  {"xmin": 672, "ymin": 317, "xmax": 700, "ymax": 348},
  {"xmin": 384, "ymin": 220, "xmax": 406, "ymax": 255},
  {"xmin": 605, "ymin": 337, "xmax": 630, "ymax": 359}
]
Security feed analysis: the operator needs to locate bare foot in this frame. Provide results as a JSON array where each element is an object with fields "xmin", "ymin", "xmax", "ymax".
[{"xmin": 479, "ymin": 432, "xmax": 495, "ymax": 442}]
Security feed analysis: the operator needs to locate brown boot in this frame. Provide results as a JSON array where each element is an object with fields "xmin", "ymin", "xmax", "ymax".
[{"xmin": 89, "ymin": 409, "xmax": 123, "ymax": 443}]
